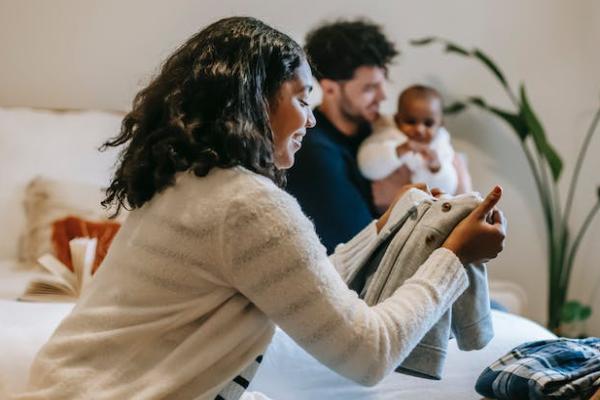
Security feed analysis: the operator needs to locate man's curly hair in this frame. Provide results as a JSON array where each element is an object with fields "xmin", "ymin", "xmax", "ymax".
[
  {"xmin": 101, "ymin": 17, "xmax": 304, "ymax": 216},
  {"xmin": 304, "ymin": 19, "xmax": 398, "ymax": 81}
]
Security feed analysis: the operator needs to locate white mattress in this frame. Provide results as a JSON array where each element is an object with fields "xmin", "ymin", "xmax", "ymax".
[
  {"xmin": 248, "ymin": 311, "xmax": 555, "ymax": 399},
  {"xmin": 0, "ymin": 302, "xmax": 554, "ymax": 400},
  {"xmin": 0, "ymin": 300, "xmax": 74, "ymax": 397},
  {"xmin": 0, "ymin": 261, "xmax": 555, "ymax": 399},
  {"xmin": 0, "ymin": 259, "xmax": 40, "ymax": 301}
]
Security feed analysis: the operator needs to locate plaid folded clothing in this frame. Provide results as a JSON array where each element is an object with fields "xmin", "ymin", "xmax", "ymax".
[{"xmin": 476, "ymin": 338, "xmax": 600, "ymax": 399}]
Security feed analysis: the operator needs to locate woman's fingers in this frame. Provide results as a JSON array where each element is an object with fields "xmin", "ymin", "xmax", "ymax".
[
  {"xmin": 472, "ymin": 186, "xmax": 502, "ymax": 220},
  {"xmin": 490, "ymin": 209, "xmax": 507, "ymax": 233},
  {"xmin": 413, "ymin": 182, "xmax": 431, "ymax": 195},
  {"xmin": 395, "ymin": 182, "xmax": 431, "ymax": 201},
  {"xmin": 431, "ymin": 187, "xmax": 445, "ymax": 198}
]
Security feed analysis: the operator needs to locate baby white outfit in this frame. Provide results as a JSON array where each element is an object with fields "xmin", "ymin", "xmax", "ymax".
[{"xmin": 358, "ymin": 116, "xmax": 458, "ymax": 195}]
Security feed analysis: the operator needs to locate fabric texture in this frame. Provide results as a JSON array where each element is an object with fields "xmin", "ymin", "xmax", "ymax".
[
  {"xmin": 476, "ymin": 337, "xmax": 600, "ymax": 400},
  {"xmin": 216, "ymin": 356, "xmax": 263, "ymax": 400},
  {"xmin": 17, "ymin": 167, "xmax": 468, "ymax": 400},
  {"xmin": 51, "ymin": 216, "xmax": 121, "ymax": 273},
  {"xmin": 286, "ymin": 107, "xmax": 376, "ymax": 254},
  {"xmin": 357, "ymin": 116, "xmax": 459, "ymax": 195},
  {"xmin": 347, "ymin": 189, "xmax": 493, "ymax": 379},
  {"xmin": 0, "ymin": 107, "xmax": 123, "ymax": 260},
  {"xmin": 18, "ymin": 176, "xmax": 126, "ymax": 265}
]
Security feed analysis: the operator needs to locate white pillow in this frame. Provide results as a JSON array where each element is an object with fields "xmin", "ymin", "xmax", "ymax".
[
  {"xmin": 0, "ymin": 107, "xmax": 123, "ymax": 259},
  {"xmin": 18, "ymin": 176, "xmax": 125, "ymax": 265}
]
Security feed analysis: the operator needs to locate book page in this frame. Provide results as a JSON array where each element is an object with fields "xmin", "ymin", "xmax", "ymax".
[
  {"xmin": 19, "ymin": 275, "xmax": 77, "ymax": 302},
  {"xmin": 37, "ymin": 254, "xmax": 77, "ymax": 291},
  {"xmin": 70, "ymin": 237, "xmax": 97, "ymax": 295}
]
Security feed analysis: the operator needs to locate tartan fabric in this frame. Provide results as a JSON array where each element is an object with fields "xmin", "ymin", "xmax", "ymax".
[{"xmin": 476, "ymin": 338, "xmax": 600, "ymax": 400}]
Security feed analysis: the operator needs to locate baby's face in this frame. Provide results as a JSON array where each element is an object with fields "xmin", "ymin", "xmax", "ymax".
[{"xmin": 394, "ymin": 96, "xmax": 443, "ymax": 144}]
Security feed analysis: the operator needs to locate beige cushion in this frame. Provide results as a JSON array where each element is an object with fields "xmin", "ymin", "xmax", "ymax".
[
  {"xmin": 0, "ymin": 107, "xmax": 123, "ymax": 259},
  {"xmin": 18, "ymin": 176, "xmax": 125, "ymax": 265}
]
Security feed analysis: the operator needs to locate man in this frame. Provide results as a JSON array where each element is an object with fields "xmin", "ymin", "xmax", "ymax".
[{"xmin": 286, "ymin": 19, "xmax": 398, "ymax": 253}]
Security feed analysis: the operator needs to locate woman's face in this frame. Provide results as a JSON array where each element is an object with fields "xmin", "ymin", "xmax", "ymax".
[{"xmin": 269, "ymin": 59, "xmax": 316, "ymax": 169}]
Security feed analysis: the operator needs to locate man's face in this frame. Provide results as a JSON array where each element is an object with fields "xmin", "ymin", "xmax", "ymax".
[{"xmin": 336, "ymin": 66, "xmax": 387, "ymax": 124}]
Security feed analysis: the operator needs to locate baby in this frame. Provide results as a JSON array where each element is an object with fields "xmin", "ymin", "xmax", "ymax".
[{"xmin": 358, "ymin": 85, "xmax": 472, "ymax": 211}]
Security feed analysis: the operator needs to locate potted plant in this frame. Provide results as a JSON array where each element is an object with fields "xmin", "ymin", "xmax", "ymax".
[{"xmin": 411, "ymin": 37, "xmax": 600, "ymax": 334}]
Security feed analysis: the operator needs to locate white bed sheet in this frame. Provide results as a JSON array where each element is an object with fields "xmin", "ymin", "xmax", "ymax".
[
  {"xmin": 0, "ymin": 259, "xmax": 40, "ymax": 301},
  {"xmin": 249, "ymin": 311, "xmax": 556, "ymax": 399},
  {"xmin": 0, "ymin": 294, "xmax": 554, "ymax": 400},
  {"xmin": 0, "ymin": 300, "xmax": 74, "ymax": 397}
]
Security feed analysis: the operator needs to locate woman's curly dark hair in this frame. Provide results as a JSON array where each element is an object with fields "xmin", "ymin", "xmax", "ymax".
[{"xmin": 101, "ymin": 17, "xmax": 304, "ymax": 216}]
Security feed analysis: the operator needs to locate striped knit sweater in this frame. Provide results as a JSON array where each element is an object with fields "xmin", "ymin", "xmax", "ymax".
[{"xmin": 18, "ymin": 167, "xmax": 468, "ymax": 400}]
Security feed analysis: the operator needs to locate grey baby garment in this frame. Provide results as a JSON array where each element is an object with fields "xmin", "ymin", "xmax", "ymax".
[{"xmin": 347, "ymin": 188, "xmax": 494, "ymax": 380}]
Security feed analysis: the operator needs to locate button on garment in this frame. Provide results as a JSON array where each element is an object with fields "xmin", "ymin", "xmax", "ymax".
[{"xmin": 347, "ymin": 189, "xmax": 494, "ymax": 379}]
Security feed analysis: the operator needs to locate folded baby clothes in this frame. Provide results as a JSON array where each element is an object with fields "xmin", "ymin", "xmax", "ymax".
[
  {"xmin": 476, "ymin": 338, "xmax": 600, "ymax": 400},
  {"xmin": 346, "ymin": 188, "xmax": 493, "ymax": 379}
]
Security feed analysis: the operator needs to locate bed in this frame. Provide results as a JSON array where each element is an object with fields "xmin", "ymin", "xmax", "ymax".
[
  {"xmin": 0, "ymin": 290, "xmax": 554, "ymax": 399},
  {"xmin": 0, "ymin": 107, "xmax": 554, "ymax": 399}
]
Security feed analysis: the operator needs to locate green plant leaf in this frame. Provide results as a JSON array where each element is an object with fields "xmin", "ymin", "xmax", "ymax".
[
  {"xmin": 473, "ymin": 49, "xmax": 508, "ymax": 90},
  {"xmin": 492, "ymin": 109, "xmax": 529, "ymax": 141},
  {"xmin": 597, "ymin": 186, "xmax": 600, "ymax": 199},
  {"xmin": 560, "ymin": 300, "xmax": 591, "ymax": 324},
  {"xmin": 445, "ymin": 42, "xmax": 470, "ymax": 57},
  {"xmin": 560, "ymin": 301, "xmax": 592, "ymax": 323},
  {"xmin": 468, "ymin": 96, "xmax": 486, "ymax": 107},
  {"xmin": 560, "ymin": 300, "xmax": 581, "ymax": 323},
  {"xmin": 410, "ymin": 37, "xmax": 437, "ymax": 46},
  {"xmin": 580, "ymin": 306, "xmax": 592, "ymax": 321},
  {"xmin": 519, "ymin": 85, "xmax": 563, "ymax": 180},
  {"xmin": 466, "ymin": 97, "xmax": 528, "ymax": 140},
  {"xmin": 409, "ymin": 36, "xmax": 470, "ymax": 56},
  {"xmin": 444, "ymin": 101, "xmax": 467, "ymax": 115}
]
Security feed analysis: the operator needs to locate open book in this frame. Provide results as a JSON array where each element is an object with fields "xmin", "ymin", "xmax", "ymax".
[{"xmin": 20, "ymin": 237, "xmax": 98, "ymax": 302}]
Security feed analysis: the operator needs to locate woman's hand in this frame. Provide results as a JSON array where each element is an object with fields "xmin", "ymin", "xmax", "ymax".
[
  {"xmin": 442, "ymin": 186, "xmax": 507, "ymax": 265},
  {"xmin": 375, "ymin": 181, "xmax": 431, "ymax": 233}
]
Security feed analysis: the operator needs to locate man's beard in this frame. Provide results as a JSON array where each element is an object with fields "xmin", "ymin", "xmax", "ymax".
[{"xmin": 338, "ymin": 87, "xmax": 378, "ymax": 125}]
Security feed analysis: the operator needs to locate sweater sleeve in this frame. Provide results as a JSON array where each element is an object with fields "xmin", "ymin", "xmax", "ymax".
[
  {"xmin": 220, "ymin": 182, "xmax": 469, "ymax": 386},
  {"xmin": 329, "ymin": 220, "xmax": 378, "ymax": 282}
]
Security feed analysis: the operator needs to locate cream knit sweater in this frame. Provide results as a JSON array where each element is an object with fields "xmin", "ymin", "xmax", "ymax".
[{"xmin": 18, "ymin": 167, "xmax": 468, "ymax": 400}]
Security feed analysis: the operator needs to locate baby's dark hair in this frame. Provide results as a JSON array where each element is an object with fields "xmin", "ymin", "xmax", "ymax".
[
  {"xmin": 100, "ymin": 17, "xmax": 304, "ymax": 216},
  {"xmin": 304, "ymin": 19, "xmax": 398, "ymax": 81},
  {"xmin": 398, "ymin": 84, "xmax": 443, "ymax": 111}
]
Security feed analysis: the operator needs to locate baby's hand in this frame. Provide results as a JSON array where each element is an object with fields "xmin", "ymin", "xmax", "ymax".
[
  {"xmin": 425, "ymin": 150, "xmax": 441, "ymax": 173},
  {"xmin": 410, "ymin": 142, "xmax": 440, "ymax": 173}
]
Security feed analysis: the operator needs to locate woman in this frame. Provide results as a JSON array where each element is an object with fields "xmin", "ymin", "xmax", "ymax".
[{"xmin": 19, "ymin": 17, "xmax": 506, "ymax": 400}]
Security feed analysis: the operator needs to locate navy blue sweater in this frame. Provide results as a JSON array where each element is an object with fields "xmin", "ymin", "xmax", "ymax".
[{"xmin": 286, "ymin": 108, "xmax": 377, "ymax": 254}]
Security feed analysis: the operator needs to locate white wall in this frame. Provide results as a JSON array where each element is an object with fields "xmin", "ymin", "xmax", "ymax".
[
  {"xmin": 1, "ymin": 0, "xmax": 599, "ymax": 332},
  {"xmin": 571, "ymin": 0, "xmax": 600, "ymax": 334}
]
